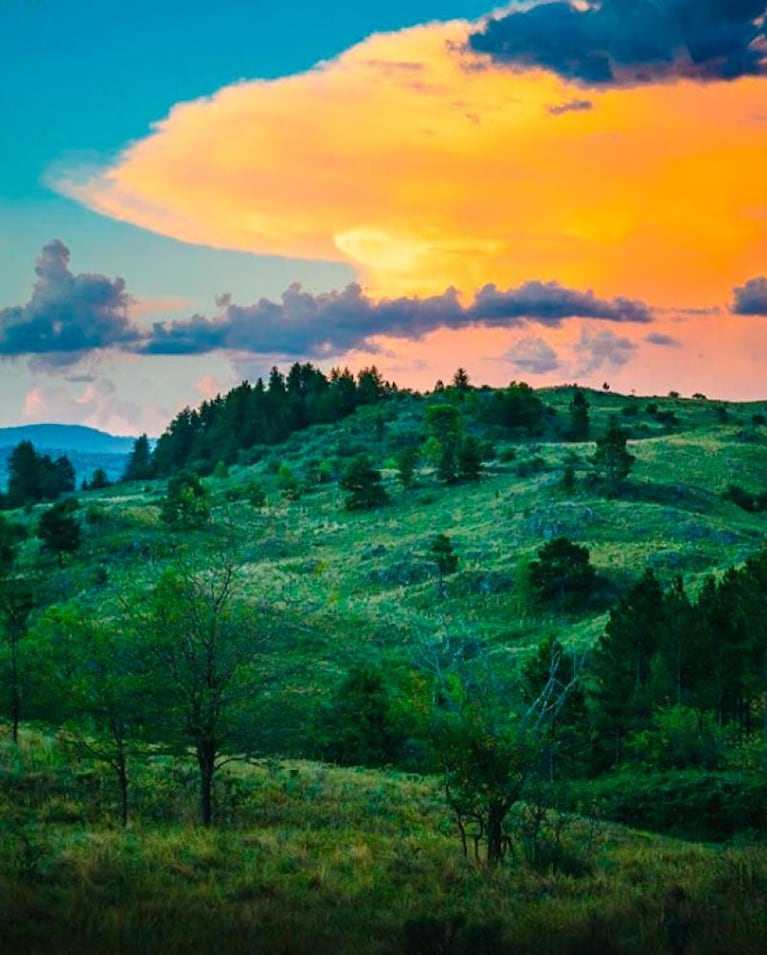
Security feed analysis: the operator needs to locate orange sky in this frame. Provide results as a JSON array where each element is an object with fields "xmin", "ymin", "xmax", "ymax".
[{"xmin": 54, "ymin": 15, "xmax": 767, "ymax": 403}]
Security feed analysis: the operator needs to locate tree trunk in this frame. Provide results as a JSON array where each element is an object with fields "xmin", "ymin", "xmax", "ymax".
[
  {"xmin": 10, "ymin": 632, "xmax": 19, "ymax": 744},
  {"xmin": 115, "ymin": 746, "xmax": 129, "ymax": 828},
  {"xmin": 486, "ymin": 800, "xmax": 507, "ymax": 866},
  {"xmin": 197, "ymin": 738, "xmax": 216, "ymax": 827}
]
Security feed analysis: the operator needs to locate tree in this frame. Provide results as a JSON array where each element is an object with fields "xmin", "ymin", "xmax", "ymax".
[
  {"xmin": 160, "ymin": 470, "xmax": 210, "ymax": 529},
  {"xmin": 29, "ymin": 604, "xmax": 148, "ymax": 826},
  {"xmin": 395, "ymin": 447, "xmax": 420, "ymax": 488},
  {"xmin": 457, "ymin": 435, "xmax": 483, "ymax": 481},
  {"xmin": 0, "ymin": 515, "xmax": 21, "ymax": 575},
  {"xmin": 0, "ymin": 578, "xmax": 34, "ymax": 743},
  {"xmin": 428, "ymin": 533, "xmax": 458, "ymax": 597},
  {"xmin": 318, "ymin": 666, "xmax": 405, "ymax": 768},
  {"xmin": 568, "ymin": 388, "xmax": 590, "ymax": 441},
  {"xmin": 6, "ymin": 441, "xmax": 75, "ymax": 507},
  {"xmin": 88, "ymin": 468, "xmax": 111, "ymax": 490},
  {"xmin": 423, "ymin": 634, "xmax": 581, "ymax": 865},
  {"xmin": 590, "ymin": 568, "xmax": 665, "ymax": 765},
  {"xmin": 528, "ymin": 537, "xmax": 596, "ymax": 612},
  {"xmin": 452, "ymin": 367, "xmax": 470, "ymax": 392},
  {"xmin": 37, "ymin": 499, "xmax": 81, "ymax": 566},
  {"xmin": 339, "ymin": 454, "xmax": 389, "ymax": 510},
  {"xmin": 592, "ymin": 425, "xmax": 634, "ymax": 494},
  {"xmin": 123, "ymin": 433, "xmax": 154, "ymax": 482},
  {"xmin": 142, "ymin": 558, "xmax": 271, "ymax": 826}
]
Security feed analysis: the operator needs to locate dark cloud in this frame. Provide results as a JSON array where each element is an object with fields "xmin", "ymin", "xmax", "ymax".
[
  {"xmin": 505, "ymin": 336, "xmax": 561, "ymax": 373},
  {"xmin": 547, "ymin": 98, "xmax": 593, "ymax": 115},
  {"xmin": 0, "ymin": 240, "xmax": 138, "ymax": 367},
  {"xmin": 469, "ymin": 0, "xmax": 767, "ymax": 87},
  {"xmin": 468, "ymin": 281, "xmax": 652, "ymax": 326},
  {"xmin": 645, "ymin": 332, "xmax": 682, "ymax": 346},
  {"xmin": 141, "ymin": 279, "xmax": 652, "ymax": 357},
  {"xmin": 733, "ymin": 276, "xmax": 767, "ymax": 315},
  {"xmin": 0, "ymin": 243, "xmax": 655, "ymax": 365}
]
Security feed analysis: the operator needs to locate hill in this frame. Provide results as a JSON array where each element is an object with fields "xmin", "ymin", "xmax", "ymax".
[{"xmin": 0, "ymin": 423, "xmax": 137, "ymax": 489}]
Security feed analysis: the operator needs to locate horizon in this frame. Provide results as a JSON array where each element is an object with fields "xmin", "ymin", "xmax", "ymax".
[{"xmin": 2, "ymin": 1, "xmax": 767, "ymax": 434}]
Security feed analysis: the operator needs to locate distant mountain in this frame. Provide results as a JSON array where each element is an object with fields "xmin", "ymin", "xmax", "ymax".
[
  {"xmin": 0, "ymin": 424, "xmax": 140, "ymax": 491},
  {"xmin": 0, "ymin": 424, "xmax": 136, "ymax": 455}
]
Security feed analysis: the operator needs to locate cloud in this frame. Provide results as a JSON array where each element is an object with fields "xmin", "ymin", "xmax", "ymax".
[
  {"xmin": 22, "ymin": 377, "xmax": 146, "ymax": 434},
  {"xmin": 139, "ymin": 280, "xmax": 653, "ymax": 358},
  {"xmin": 469, "ymin": 0, "xmax": 767, "ymax": 87},
  {"xmin": 505, "ymin": 336, "xmax": 561, "ymax": 373},
  {"xmin": 52, "ymin": 18, "xmax": 767, "ymax": 309},
  {"xmin": 645, "ymin": 332, "xmax": 682, "ymax": 346},
  {"xmin": 573, "ymin": 327, "xmax": 635, "ymax": 375},
  {"xmin": 547, "ymin": 98, "xmax": 593, "ymax": 116},
  {"xmin": 0, "ymin": 240, "xmax": 138, "ymax": 367},
  {"xmin": 733, "ymin": 276, "xmax": 767, "ymax": 314},
  {"xmin": 469, "ymin": 281, "xmax": 652, "ymax": 325}
]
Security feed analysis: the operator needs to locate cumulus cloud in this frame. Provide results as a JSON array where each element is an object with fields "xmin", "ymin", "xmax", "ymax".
[
  {"xmin": 0, "ymin": 240, "xmax": 138, "ymax": 368},
  {"xmin": 22, "ymin": 377, "xmax": 146, "ymax": 434},
  {"xmin": 505, "ymin": 336, "xmax": 561, "ymax": 373},
  {"xmin": 469, "ymin": 0, "xmax": 767, "ymax": 87},
  {"xmin": 573, "ymin": 328, "xmax": 635, "ymax": 375},
  {"xmin": 733, "ymin": 276, "xmax": 767, "ymax": 314},
  {"xmin": 139, "ymin": 280, "xmax": 653, "ymax": 358}
]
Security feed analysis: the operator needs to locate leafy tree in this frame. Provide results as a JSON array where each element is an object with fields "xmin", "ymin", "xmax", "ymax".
[
  {"xmin": 395, "ymin": 447, "xmax": 420, "ymax": 488},
  {"xmin": 0, "ymin": 579, "xmax": 34, "ymax": 743},
  {"xmin": 428, "ymin": 533, "xmax": 458, "ymax": 597},
  {"xmin": 37, "ymin": 499, "xmax": 81, "ymax": 566},
  {"xmin": 482, "ymin": 381, "xmax": 546, "ymax": 436},
  {"xmin": 457, "ymin": 435, "xmax": 483, "ymax": 481},
  {"xmin": 318, "ymin": 666, "xmax": 404, "ymax": 767},
  {"xmin": 160, "ymin": 470, "xmax": 210, "ymax": 529},
  {"xmin": 29, "ymin": 604, "xmax": 149, "ymax": 825},
  {"xmin": 141, "ymin": 558, "xmax": 270, "ymax": 826},
  {"xmin": 339, "ymin": 454, "xmax": 389, "ymax": 510},
  {"xmin": 568, "ymin": 388, "xmax": 590, "ymax": 441},
  {"xmin": 592, "ymin": 425, "xmax": 634, "ymax": 494},
  {"xmin": 424, "ymin": 635, "xmax": 581, "ymax": 865},
  {"xmin": 529, "ymin": 537, "xmax": 596, "ymax": 611},
  {"xmin": 123, "ymin": 433, "xmax": 153, "ymax": 482}
]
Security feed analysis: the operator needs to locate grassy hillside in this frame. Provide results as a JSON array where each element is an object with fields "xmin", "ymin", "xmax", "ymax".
[{"xmin": 3, "ymin": 385, "xmax": 767, "ymax": 953}]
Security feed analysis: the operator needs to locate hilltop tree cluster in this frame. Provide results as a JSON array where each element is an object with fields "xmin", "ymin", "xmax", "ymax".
[{"xmin": 1, "ymin": 440, "xmax": 75, "ymax": 509}]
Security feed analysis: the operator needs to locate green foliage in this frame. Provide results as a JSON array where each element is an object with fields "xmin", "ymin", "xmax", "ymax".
[
  {"xmin": 528, "ymin": 537, "xmax": 596, "ymax": 611},
  {"xmin": 481, "ymin": 381, "xmax": 546, "ymax": 435},
  {"xmin": 318, "ymin": 666, "xmax": 405, "ymax": 768},
  {"xmin": 457, "ymin": 435, "xmax": 483, "ymax": 481},
  {"xmin": 37, "ymin": 499, "xmax": 81, "ymax": 566},
  {"xmin": 592, "ymin": 425, "xmax": 635, "ymax": 494},
  {"xmin": 0, "ymin": 514, "xmax": 21, "ymax": 575},
  {"xmin": 5, "ymin": 440, "xmax": 75, "ymax": 508},
  {"xmin": 395, "ymin": 446, "xmax": 420, "ymax": 488},
  {"xmin": 339, "ymin": 454, "xmax": 389, "ymax": 510},
  {"xmin": 626, "ymin": 705, "xmax": 723, "ymax": 771},
  {"xmin": 244, "ymin": 479, "xmax": 266, "ymax": 508},
  {"xmin": 568, "ymin": 388, "xmax": 590, "ymax": 441},
  {"xmin": 140, "ymin": 558, "xmax": 271, "ymax": 825},
  {"xmin": 160, "ymin": 470, "xmax": 210, "ymax": 529},
  {"xmin": 427, "ymin": 533, "xmax": 458, "ymax": 597}
]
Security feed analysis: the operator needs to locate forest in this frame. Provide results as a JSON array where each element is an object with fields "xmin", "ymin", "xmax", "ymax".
[{"xmin": 2, "ymin": 366, "xmax": 767, "ymax": 954}]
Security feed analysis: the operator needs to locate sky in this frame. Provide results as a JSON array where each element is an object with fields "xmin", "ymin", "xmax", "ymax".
[{"xmin": 1, "ymin": 0, "xmax": 766, "ymax": 436}]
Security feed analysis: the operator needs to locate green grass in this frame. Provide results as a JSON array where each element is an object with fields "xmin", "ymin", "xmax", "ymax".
[{"xmin": 4, "ymin": 729, "xmax": 767, "ymax": 954}]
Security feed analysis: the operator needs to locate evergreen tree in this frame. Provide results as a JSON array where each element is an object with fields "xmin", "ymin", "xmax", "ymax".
[
  {"xmin": 37, "ymin": 499, "xmax": 81, "ymax": 566},
  {"xmin": 339, "ymin": 454, "xmax": 389, "ymax": 511},
  {"xmin": 428, "ymin": 533, "xmax": 458, "ymax": 597},
  {"xmin": 568, "ymin": 388, "xmax": 590, "ymax": 441},
  {"xmin": 160, "ymin": 471, "xmax": 210, "ymax": 529},
  {"xmin": 592, "ymin": 425, "xmax": 634, "ymax": 494},
  {"xmin": 123, "ymin": 434, "xmax": 153, "ymax": 481},
  {"xmin": 457, "ymin": 435, "xmax": 483, "ymax": 481},
  {"xmin": 528, "ymin": 537, "xmax": 596, "ymax": 611}
]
